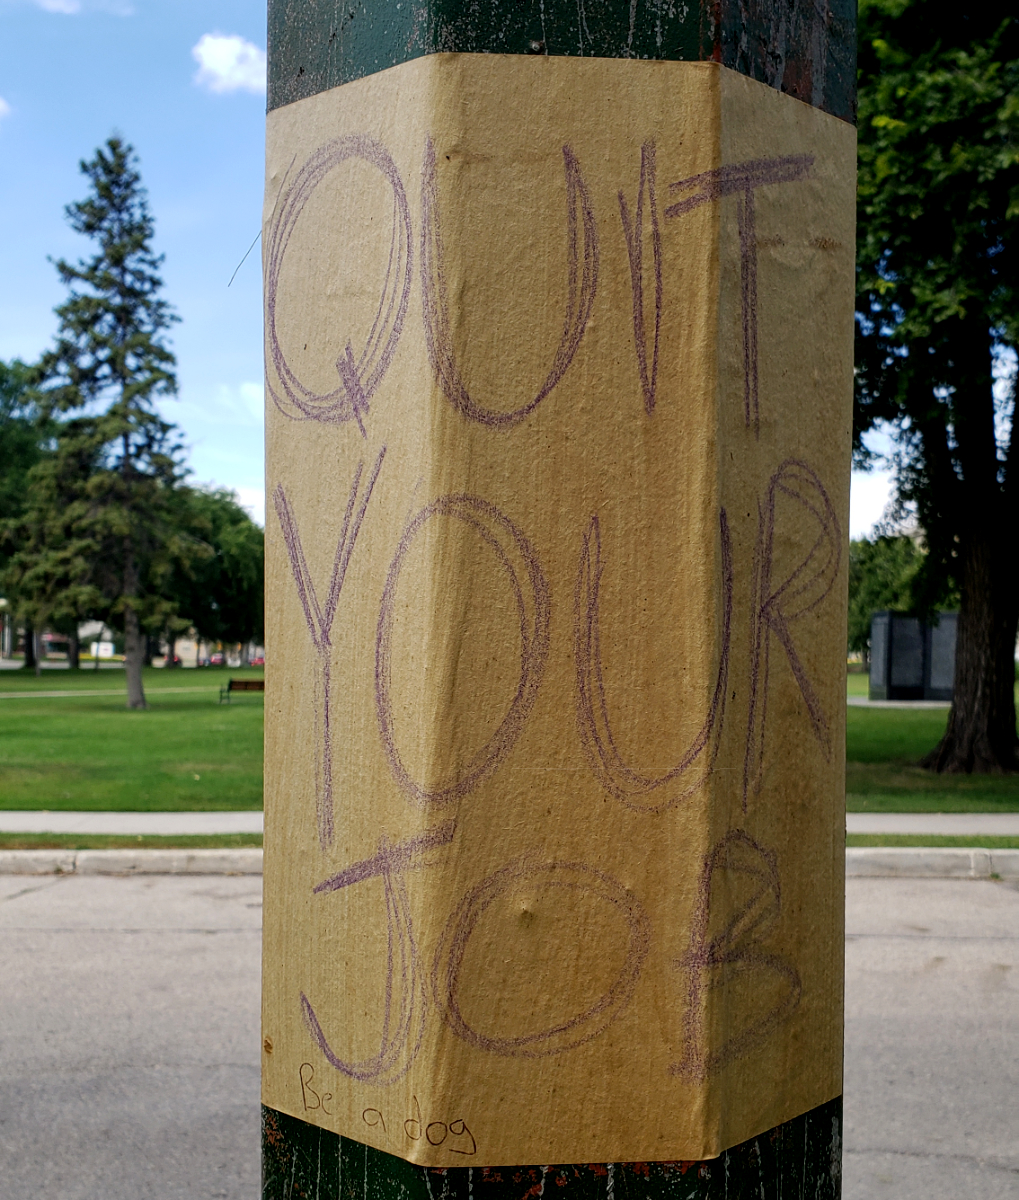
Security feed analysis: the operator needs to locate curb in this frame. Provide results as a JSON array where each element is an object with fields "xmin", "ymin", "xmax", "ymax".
[
  {"xmin": 1, "ymin": 847, "xmax": 1017, "ymax": 879},
  {"xmin": 0, "ymin": 848, "xmax": 263, "ymax": 876},
  {"xmin": 846, "ymin": 847, "xmax": 1019, "ymax": 880}
]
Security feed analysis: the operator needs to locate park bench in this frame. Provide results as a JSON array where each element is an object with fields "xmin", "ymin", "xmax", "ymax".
[{"xmin": 219, "ymin": 678, "xmax": 265, "ymax": 704}]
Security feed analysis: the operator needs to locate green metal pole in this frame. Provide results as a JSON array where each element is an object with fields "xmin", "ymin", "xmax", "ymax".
[
  {"xmin": 267, "ymin": 0, "xmax": 855, "ymax": 122},
  {"xmin": 262, "ymin": 3, "xmax": 854, "ymax": 1195},
  {"xmin": 263, "ymin": 1097, "xmax": 843, "ymax": 1198}
]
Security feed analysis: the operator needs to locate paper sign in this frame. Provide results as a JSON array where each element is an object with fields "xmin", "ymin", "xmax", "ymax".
[{"xmin": 261, "ymin": 53, "xmax": 854, "ymax": 1166}]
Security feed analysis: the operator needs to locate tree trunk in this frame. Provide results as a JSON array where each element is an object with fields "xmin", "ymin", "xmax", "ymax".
[
  {"xmin": 921, "ymin": 533, "xmax": 1019, "ymax": 772},
  {"xmin": 240, "ymin": 641, "xmax": 250, "ymax": 668},
  {"xmin": 68, "ymin": 632, "xmax": 80, "ymax": 671},
  {"xmin": 23, "ymin": 622, "xmax": 36, "ymax": 671},
  {"xmin": 124, "ymin": 606, "xmax": 147, "ymax": 709},
  {"xmin": 33, "ymin": 630, "xmax": 42, "ymax": 676},
  {"xmin": 165, "ymin": 633, "xmax": 178, "ymax": 668}
]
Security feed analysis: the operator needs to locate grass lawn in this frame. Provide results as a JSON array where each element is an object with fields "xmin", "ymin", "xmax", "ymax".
[
  {"xmin": 0, "ymin": 832, "xmax": 262, "ymax": 850},
  {"xmin": 846, "ymin": 676, "xmax": 1019, "ymax": 812},
  {"xmin": 846, "ymin": 834, "xmax": 1019, "ymax": 849},
  {"xmin": 0, "ymin": 667, "xmax": 263, "ymax": 811},
  {"xmin": 2, "ymin": 663, "xmax": 1018, "ymax": 817},
  {"xmin": 846, "ymin": 672, "xmax": 869, "ymax": 698}
]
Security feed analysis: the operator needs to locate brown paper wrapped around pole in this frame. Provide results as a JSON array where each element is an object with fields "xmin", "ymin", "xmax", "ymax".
[{"xmin": 261, "ymin": 53, "xmax": 854, "ymax": 1167}]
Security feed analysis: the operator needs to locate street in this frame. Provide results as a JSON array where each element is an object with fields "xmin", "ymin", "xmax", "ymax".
[
  {"xmin": 0, "ymin": 874, "xmax": 1016, "ymax": 1198},
  {"xmin": 844, "ymin": 877, "xmax": 1019, "ymax": 1198}
]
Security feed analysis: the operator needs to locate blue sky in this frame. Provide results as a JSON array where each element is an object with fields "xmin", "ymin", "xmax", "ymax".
[
  {"xmin": 0, "ymin": 0, "xmax": 268, "ymax": 519},
  {"xmin": 0, "ymin": 0, "xmax": 893, "ymax": 533}
]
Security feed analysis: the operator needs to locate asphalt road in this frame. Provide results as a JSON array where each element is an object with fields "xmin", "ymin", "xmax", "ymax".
[
  {"xmin": 0, "ymin": 873, "xmax": 262, "ymax": 1199},
  {"xmin": 0, "ymin": 875, "xmax": 1016, "ymax": 1199},
  {"xmin": 844, "ymin": 877, "xmax": 1019, "ymax": 1198}
]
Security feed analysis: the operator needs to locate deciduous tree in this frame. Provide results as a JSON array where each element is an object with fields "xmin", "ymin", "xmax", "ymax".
[
  {"xmin": 847, "ymin": 534, "xmax": 928, "ymax": 661},
  {"xmin": 168, "ymin": 487, "xmax": 264, "ymax": 663},
  {"xmin": 855, "ymin": 2, "xmax": 1019, "ymax": 771}
]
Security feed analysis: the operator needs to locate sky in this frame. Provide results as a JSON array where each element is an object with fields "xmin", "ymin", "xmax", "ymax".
[
  {"xmin": 0, "ymin": 0, "xmax": 268, "ymax": 520},
  {"xmin": 0, "ymin": 0, "xmax": 892, "ymax": 533}
]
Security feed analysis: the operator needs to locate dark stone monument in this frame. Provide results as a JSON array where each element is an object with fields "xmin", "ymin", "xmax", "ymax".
[{"xmin": 869, "ymin": 611, "xmax": 958, "ymax": 702}]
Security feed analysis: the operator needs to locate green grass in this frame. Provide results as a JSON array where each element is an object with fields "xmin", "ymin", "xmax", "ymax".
[
  {"xmin": 0, "ymin": 665, "xmax": 231, "ymax": 692},
  {"xmin": 0, "ymin": 667, "xmax": 263, "ymax": 811},
  {"xmin": 846, "ymin": 703, "xmax": 1019, "ymax": 812},
  {"xmin": 0, "ymin": 832, "xmax": 262, "ymax": 850},
  {"xmin": 846, "ymin": 671, "xmax": 869, "ymax": 697},
  {"xmin": 846, "ymin": 834, "xmax": 1019, "ymax": 849},
  {"xmin": 845, "ymin": 666, "xmax": 1019, "ymax": 811},
  {"xmin": 3, "ymin": 663, "xmax": 1018, "ymax": 816}
]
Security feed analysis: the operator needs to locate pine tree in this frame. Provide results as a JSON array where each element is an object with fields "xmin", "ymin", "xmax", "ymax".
[{"xmin": 26, "ymin": 137, "xmax": 187, "ymax": 708}]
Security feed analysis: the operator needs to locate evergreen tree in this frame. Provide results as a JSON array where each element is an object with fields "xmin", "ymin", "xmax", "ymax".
[
  {"xmin": 2, "ymin": 409, "xmax": 101, "ymax": 673},
  {"xmin": 26, "ymin": 136, "xmax": 188, "ymax": 707},
  {"xmin": 855, "ymin": 3, "xmax": 1019, "ymax": 771},
  {"xmin": 0, "ymin": 360, "xmax": 46, "ymax": 669},
  {"xmin": 0, "ymin": 360, "xmax": 44, "ymax": 539}
]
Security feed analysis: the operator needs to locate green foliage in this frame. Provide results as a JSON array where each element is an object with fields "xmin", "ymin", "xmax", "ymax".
[
  {"xmin": 172, "ymin": 487, "xmax": 265, "ymax": 648},
  {"xmin": 2, "ymin": 141, "xmax": 264, "ymax": 675},
  {"xmin": 847, "ymin": 534, "xmax": 925, "ymax": 654},
  {"xmin": 854, "ymin": 2, "xmax": 1019, "ymax": 770},
  {"xmin": 854, "ymin": 1, "xmax": 1019, "ymax": 596},
  {"xmin": 0, "ymin": 361, "xmax": 44, "ymax": 547}
]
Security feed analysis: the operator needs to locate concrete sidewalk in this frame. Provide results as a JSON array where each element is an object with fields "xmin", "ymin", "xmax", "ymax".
[
  {"xmin": 0, "ymin": 810, "xmax": 263, "ymax": 835},
  {"xmin": 847, "ymin": 812, "xmax": 1019, "ymax": 835},
  {"xmin": 3, "ymin": 846, "xmax": 1018, "ymax": 881},
  {"xmin": 3, "ymin": 810, "xmax": 1016, "ymax": 837}
]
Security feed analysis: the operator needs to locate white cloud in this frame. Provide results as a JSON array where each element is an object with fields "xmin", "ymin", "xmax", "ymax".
[
  {"xmin": 193, "ymin": 380, "xmax": 263, "ymax": 428},
  {"xmin": 192, "ymin": 33, "xmax": 266, "ymax": 95},
  {"xmin": 233, "ymin": 486, "xmax": 266, "ymax": 526},
  {"xmin": 0, "ymin": 97, "xmax": 10, "ymax": 126},
  {"xmin": 32, "ymin": 0, "xmax": 135, "ymax": 12},
  {"xmin": 850, "ymin": 469, "xmax": 894, "ymax": 539}
]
